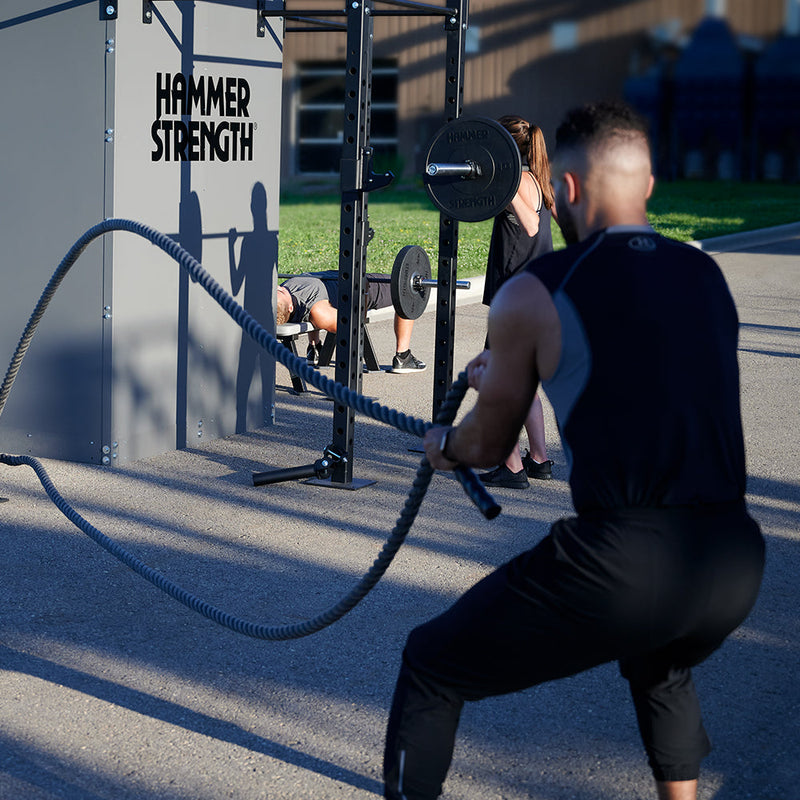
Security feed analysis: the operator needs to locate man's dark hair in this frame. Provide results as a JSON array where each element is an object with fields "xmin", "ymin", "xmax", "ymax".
[{"xmin": 555, "ymin": 100, "xmax": 650, "ymax": 152}]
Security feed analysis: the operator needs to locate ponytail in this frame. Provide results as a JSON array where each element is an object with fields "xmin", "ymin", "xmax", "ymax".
[
  {"xmin": 529, "ymin": 125, "xmax": 554, "ymax": 211},
  {"xmin": 498, "ymin": 115, "xmax": 554, "ymax": 211}
]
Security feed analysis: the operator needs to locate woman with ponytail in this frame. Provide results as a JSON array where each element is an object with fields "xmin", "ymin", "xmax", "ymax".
[{"xmin": 478, "ymin": 115, "xmax": 555, "ymax": 489}]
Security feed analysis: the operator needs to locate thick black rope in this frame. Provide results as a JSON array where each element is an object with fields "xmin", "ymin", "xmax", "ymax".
[{"xmin": 0, "ymin": 218, "xmax": 497, "ymax": 640}]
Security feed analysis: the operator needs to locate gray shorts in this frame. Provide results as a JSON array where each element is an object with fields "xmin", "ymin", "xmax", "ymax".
[{"xmin": 316, "ymin": 270, "xmax": 392, "ymax": 312}]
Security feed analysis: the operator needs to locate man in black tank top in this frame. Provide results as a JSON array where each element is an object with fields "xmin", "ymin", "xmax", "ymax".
[{"xmin": 383, "ymin": 102, "xmax": 764, "ymax": 800}]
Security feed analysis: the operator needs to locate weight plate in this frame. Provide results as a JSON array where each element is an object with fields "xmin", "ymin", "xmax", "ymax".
[
  {"xmin": 391, "ymin": 245, "xmax": 431, "ymax": 320},
  {"xmin": 424, "ymin": 116, "xmax": 522, "ymax": 222}
]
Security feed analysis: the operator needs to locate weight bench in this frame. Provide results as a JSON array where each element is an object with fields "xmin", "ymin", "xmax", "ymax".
[{"xmin": 276, "ymin": 319, "xmax": 380, "ymax": 393}]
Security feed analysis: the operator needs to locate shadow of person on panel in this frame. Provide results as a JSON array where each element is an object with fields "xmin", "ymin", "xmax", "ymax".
[{"xmin": 228, "ymin": 182, "xmax": 278, "ymax": 434}]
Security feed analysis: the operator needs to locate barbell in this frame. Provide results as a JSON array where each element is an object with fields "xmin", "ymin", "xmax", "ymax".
[
  {"xmin": 278, "ymin": 246, "xmax": 470, "ymax": 322},
  {"xmin": 380, "ymin": 244, "xmax": 470, "ymax": 321},
  {"xmin": 424, "ymin": 116, "xmax": 523, "ymax": 223}
]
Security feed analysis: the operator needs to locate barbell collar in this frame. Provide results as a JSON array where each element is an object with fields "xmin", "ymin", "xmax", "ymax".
[
  {"xmin": 426, "ymin": 161, "xmax": 481, "ymax": 179},
  {"xmin": 414, "ymin": 277, "xmax": 471, "ymax": 290}
]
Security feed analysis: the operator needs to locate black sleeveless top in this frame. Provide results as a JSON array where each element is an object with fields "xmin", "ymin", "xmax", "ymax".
[
  {"xmin": 483, "ymin": 175, "xmax": 553, "ymax": 305},
  {"xmin": 529, "ymin": 227, "xmax": 746, "ymax": 513}
]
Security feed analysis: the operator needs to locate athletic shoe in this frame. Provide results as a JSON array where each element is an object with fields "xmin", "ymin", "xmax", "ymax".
[
  {"xmin": 522, "ymin": 451, "xmax": 554, "ymax": 480},
  {"xmin": 306, "ymin": 343, "xmax": 323, "ymax": 366},
  {"xmin": 389, "ymin": 351, "xmax": 427, "ymax": 373},
  {"xmin": 478, "ymin": 464, "xmax": 529, "ymax": 490}
]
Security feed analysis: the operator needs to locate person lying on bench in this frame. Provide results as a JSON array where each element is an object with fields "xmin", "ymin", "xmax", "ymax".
[{"xmin": 276, "ymin": 271, "xmax": 426, "ymax": 373}]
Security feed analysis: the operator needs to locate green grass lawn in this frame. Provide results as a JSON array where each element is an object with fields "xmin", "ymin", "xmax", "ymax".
[{"xmin": 278, "ymin": 181, "xmax": 799, "ymax": 277}]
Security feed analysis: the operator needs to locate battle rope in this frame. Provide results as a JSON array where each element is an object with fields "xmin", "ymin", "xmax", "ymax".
[{"xmin": 0, "ymin": 218, "xmax": 499, "ymax": 640}]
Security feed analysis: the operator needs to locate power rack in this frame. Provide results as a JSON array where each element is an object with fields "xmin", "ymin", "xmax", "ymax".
[{"xmin": 260, "ymin": 0, "xmax": 469, "ymax": 488}]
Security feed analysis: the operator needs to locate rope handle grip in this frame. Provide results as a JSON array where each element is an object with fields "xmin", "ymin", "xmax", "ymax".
[{"xmin": 454, "ymin": 465, "xmax": 501, "ymax": 520}]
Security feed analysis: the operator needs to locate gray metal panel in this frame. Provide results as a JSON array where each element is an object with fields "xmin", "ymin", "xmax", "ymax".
[
  {"xmin": 110, "ymin": 3, "xmax": 283, "ymax": 463},
  {"xmin": 0, "ymin": 1, "xmax": 109, "ymax": 463},
  {"xmin": 0, "ymin": 2, "xmax": 284, "ymax": 466}
]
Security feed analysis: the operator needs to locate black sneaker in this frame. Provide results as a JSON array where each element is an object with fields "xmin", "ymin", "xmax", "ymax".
[
  {"xmin": 306, "ymin": 343, "xmax": 323, "ymax": 366},
  {"xmin": 390, "ymin": 351, "xmax": 426, "ymax": 373},
  {"xmin": 522, "ymin": 451, "xmax": 553, "ymax": 480},
  {"xmin": 478, "ymin": 464, "xmax": 529, "ymax": 490}
]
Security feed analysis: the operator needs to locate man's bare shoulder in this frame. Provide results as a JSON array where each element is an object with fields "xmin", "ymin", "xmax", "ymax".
[
  {"xmin": 491, "ymin": 271, "xmax": 557, "ymax": 325},
  {"xmin": 489, "ymin": 271, "xmax": 561, "ymax": 381}
]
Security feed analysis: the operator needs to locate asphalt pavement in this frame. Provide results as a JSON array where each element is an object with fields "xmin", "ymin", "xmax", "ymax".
[{"xmin": 1, "ymin": 224, "xmax": 798, "ymax": 800}]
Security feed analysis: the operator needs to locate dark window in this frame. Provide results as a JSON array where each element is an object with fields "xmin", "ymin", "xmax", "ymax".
[{"xmin": 296, "ymin": 60, "xmax": 398, "ymax": 175}]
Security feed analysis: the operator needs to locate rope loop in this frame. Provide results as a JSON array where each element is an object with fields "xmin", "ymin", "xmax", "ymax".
[{"xmin": 0, "ymin": 219, "xmax": 493, "ymax": 640}]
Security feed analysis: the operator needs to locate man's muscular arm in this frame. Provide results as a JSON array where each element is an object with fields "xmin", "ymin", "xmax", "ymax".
[{"xmin": 308, "ymin": 300, "xmax": 338, "ymax": 334}]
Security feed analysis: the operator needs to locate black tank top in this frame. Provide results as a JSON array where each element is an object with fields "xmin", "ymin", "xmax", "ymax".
[
  {"xmin": 483, "ymin": 175, "xmax": 553, "ymax": 305},
  {"xmin": 529, "ymin": 228, "xmax": 747, "ymax": 512}
]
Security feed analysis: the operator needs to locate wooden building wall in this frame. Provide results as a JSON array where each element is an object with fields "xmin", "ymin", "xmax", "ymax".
[{"xmin": 279, "ymin": 0, "xmax": 790, "ymax": 182}]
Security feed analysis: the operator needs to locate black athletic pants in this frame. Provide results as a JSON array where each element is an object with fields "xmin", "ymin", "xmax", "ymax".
[{"xmin": 383, "ymin": 502, "xmax": 764, "ymax": 800}]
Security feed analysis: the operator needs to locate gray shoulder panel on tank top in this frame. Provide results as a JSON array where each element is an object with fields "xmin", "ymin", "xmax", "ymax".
[{"xmin": 541, "ymin": 290, "xmax": 591, "ymax": 475}]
